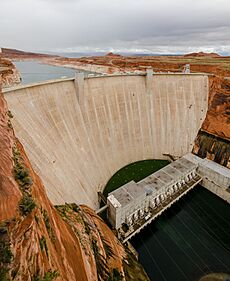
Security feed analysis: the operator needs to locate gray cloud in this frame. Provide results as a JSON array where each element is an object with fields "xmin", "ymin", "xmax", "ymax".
[{"xmin": 0, "ymin": 0, "xmax": 230, "ymax": 54}]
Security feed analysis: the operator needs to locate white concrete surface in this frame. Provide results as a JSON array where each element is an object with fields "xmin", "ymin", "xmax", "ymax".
[
  {"xmin": 184, "ymin": 153, "xmax": 230, "ymax": 203},
  {"xmin": 108, "ymin": 155, "xmax": 198, "ymax": 229},
  {"xmin": 4, "ymin": 74, "xmax": 209, "ymax": 208},
  {"xmin": 122, "ymin": 176, "xmax": 202, "ymax": 243}
]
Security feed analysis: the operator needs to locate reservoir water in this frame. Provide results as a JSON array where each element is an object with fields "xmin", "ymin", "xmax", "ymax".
[
  {"xmin": 14, "ymin": 61, "xmax": 93, "ymax": 85},
  {"xmin": 131, "ymin": 186, "xmax": 230, "ymax": 281}
]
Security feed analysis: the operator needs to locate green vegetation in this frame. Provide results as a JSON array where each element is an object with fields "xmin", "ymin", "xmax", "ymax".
[
  {"xmin": 55, "ymin": 205, "xmax": 70, "ymax": 219},
  {"xmin": 32, "ymin": 270, "xmax": 59, "ymax": 281},
  {"xmin": 103, "ymin": 159, "xmax": 169, "ymax": 197},
  {"xmin": 0, "ymin": 240, "xmax": 13, "ymax": 264},
  {"xmin": 42, "ymin": 210, "xmax": 55, "ymax": 242},
  {"xmin": 39, "ymin": 236, "xmax": 48, "ymax": 257},
  {"xmin": 0, "ymin": 268, "xmax": 9, "ymax": 281},
  {"xmin": 92, "ymin": 239, "xmax": 110, "ymax": 280},
  {"xmin": 123, "ymin": 253, "xmax": 150, "ymax": 281},
  {"xmin": 55, "ymin": 203, "xmax": 80, "ymax": 219},
  {"xmin": 7, "ymin": 119, "xmax": 13, "ymax": 129},
  {"xmin": 19, "ymin": 193, "xmax": 36, "ymax": 216},
  {"xmin": 7, "ymin": 110, "xmax": 14, "ymax": 129},
  {"xmin": 55, "ymin": 205, "xmax": 121, "ymax": 280},
  {"xmin": 7, "ymin": 110, "xmax": 14, "ymax": 119},
  {"xmin": 0, "ymin": 223, "xmax": 13, "ymax": 281},
  {"xmin": 55, "ymin": 203, "xmax": 85, "ymax": 230},
  {"xmin": 108, "ymin": 269, "xmax": 122, "ymax": 281},
  {"xmin": 11, "ymin": 267, "xmax": 19, "ymax": 279},
  {"xmin": 83, "ymin": 220, "xmax": 91, "ymax": 235},
  {"xmin": 55, "ymin": 203, "xmax": 92, "ymax": 253},
  {"xmin": 13, "ymin": 146, "xmax": 36, "ymax": 216},
  {"xmin": 92, "ymin": 236, "xmax": 122, "ymax": 281},
  {"xmin": 42, "ymin": 270, "xmax": 59, "ymax": 281},
  {"xmin": 101, "ymin": 235, "xmax": 114, "ymax": 259},
  {"xmin": 13, "ymin": 146, "xmax": 33, "ymax": 189},
  {"xmin": 35, "ymin": 215, "xmax": 39, "ymax": 224},
  {"xmin": 13, "ymin": 162, "xmax": 33, "ymax": 189}
]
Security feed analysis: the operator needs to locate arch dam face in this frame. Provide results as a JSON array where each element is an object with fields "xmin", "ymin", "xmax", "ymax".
[{"xmin": 4, "ymin": 74, "xmax": 209, "ymax": 209}]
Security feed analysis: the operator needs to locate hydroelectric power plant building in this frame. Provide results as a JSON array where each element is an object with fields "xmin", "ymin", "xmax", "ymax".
[
  {"xmin": 107, "ymin": 153, "xmax": 230, "ymax": 242},
  {"xmin": 107, "ymin": 155, "xmax": 200, "ymax": 230}
]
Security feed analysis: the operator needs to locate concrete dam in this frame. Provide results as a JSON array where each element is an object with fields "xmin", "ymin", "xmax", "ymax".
[{"xmin": 3, "ymin": 73, "xmax": 209, "ymax": 209}]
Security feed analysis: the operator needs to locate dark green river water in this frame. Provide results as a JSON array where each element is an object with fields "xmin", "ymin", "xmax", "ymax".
[{"xmin": 131, "ymin": 186, "xmax": 230, "ymax": 281}]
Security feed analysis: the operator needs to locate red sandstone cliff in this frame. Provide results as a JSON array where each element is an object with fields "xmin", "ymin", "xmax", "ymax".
[
  {"xmin": 0, "ymin": 58, "xmax": 21, "ymax": 88},
  {"xmin": 0, "ymin": 79, "xmax": 21, "ymax": 222},
  {"xmin": 193, "ymin": 76, "xmax": 230, "ymax": 168},
  {"xmin": 202, "ymin": 76, "xmax": 230, "ymax": 140},
  {"xmin": 184, "ymin": 52, "xmax": 221, "ymax": 58}
]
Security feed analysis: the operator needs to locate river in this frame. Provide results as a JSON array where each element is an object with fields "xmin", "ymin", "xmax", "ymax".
[{"xmin": 131, "ymin": 186, "xmax": 230, "ymax": 281}]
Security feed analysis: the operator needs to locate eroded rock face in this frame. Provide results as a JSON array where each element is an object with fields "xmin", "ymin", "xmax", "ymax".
[
  {"xmin": 0, "ymin": 79, "xmax": 21, "ymax": 222},
  {"xmin": 0, "ymin": 78, "xmax": 149, "ymax": 281},
  {"xmin": 184, "ymin": 52, "xmax": 221, "ymax": 58},
  {"xmin": 0, "ymin": 58, "xmax": 21, "ymax": 88},
  {"xmin": 193, "ymin": 76, "xmax": 230, "ymax": 168},
  {"xmin": 193, "ymin": 131, "xmax": 230, "ymax": 168},
  {"xmin": 201, "ymin": 76, "xmax": 230, "ymax": 140}
]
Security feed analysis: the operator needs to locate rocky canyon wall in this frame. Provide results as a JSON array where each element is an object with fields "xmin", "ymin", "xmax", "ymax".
[{"xmin": 193, "ymin": 76, "xmax": 230, "ymax": 168}]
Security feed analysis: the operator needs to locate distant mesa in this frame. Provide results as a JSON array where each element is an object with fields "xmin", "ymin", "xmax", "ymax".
[
  {"xmin": 184, "ymin": 51, "xmax": 221, "ymax": 58},
  {"xmin": 106, "ymin": 52, "xmax": 122, "ymax": 57},
  {"xmin": 0, "ymin": 47, "xmax": 41, "ymax": 56},
  {"xmin": 0, "ymin": 47, "xmax": 57, "ymax": 59}
]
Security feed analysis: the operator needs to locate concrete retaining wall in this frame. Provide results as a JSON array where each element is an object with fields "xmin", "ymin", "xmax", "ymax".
[
  {"xmin": 184, "ymin": 153, "xmax": 230, "ymax": 203},
  {"xmin": 4, "ymin": 74, "xmax": 208, "ymax": 208}
]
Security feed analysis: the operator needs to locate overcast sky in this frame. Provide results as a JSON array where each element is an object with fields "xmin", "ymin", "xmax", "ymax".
[{"xmin": 1, "ymin": 0, "xmax": 230, "ymax": 54}]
